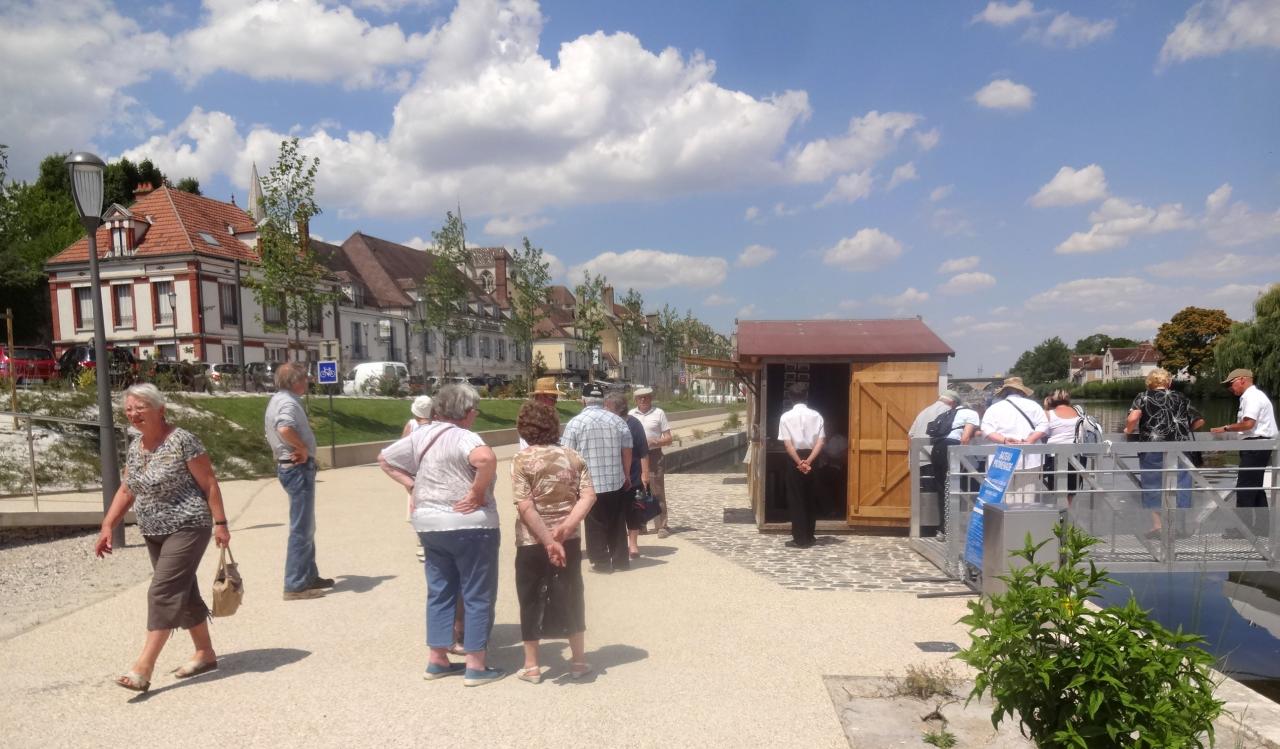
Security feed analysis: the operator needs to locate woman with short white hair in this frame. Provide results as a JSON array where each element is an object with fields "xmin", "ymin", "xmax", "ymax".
[{"xmin": 95, "ymin": 383, "xmax": 231, "ymax": 692}]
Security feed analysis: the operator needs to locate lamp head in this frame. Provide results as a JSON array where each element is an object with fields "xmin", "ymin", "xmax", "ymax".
[{"xmin": 65, "ymin": 152, "xmax": 106, "ymax": 224}]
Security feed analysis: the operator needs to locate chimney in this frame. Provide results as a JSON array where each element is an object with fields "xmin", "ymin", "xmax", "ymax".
[
  {"xmin": 133, "ymin": 182, "xmax": 155, "ymax": 198},
  {"xmin": 297, "ymin": 217, "xmax": 310, "ymax": 255},
  {"xmin": 603, "ymin": 285, "xmax": 615, "ymax": 313},
  {"xmin": 493, "ymin": 250, "xmax": 509, "ymax": 303}
]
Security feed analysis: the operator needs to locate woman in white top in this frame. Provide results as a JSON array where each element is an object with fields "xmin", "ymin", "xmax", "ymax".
[
  {"xmin": 401, "ymin": 395, "xmax": 433, "ymax": 437},
  {"xmin": 1042, "ymin": 390, "xmax": 1081, "ymax": 500}
]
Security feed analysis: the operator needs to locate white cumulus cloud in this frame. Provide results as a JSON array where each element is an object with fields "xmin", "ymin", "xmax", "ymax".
[
  {"xmin": 736, "ymin": 244, "xmax": 777, "ymax": 268},
  {"xmin": 1147, "ymin": 251, "xmax": 1280, "ymax": 279},
  {"xmin": 972, "ymin": 1, "xmax": 1038, "ymax": 27},
  {"xmin": 737, "ymin": 304, "xmax": 758, "ymax": 318},
  {"xmin": 787, "ymin": 110, "xmax": 923, "ymax": 183},
  {"xmin": 1055, "ymin": 197, "xmax": 1194, "ymax": 254},
  {"xmin": 403, "ymin": 236, "xmax": 433, "ymax": 250},
  {"xmin": 939, "ymin": 272, "xmax": 997, "ymax": 295},
  {"xmin": 887, "ymin": 162, "xmax": 919, "ymax": 190},
  {"xmin": 938, "ymin": 256, "xmax": 981, "ymax": 274},
  {"xmin": 570, "ymin": 249, "xmax": 728, "ymax": 290},
  {"xmin": 871, "ymin": 287, "xmax": 929, "ymax": 309},
  {"xmin": 1035, "ymin": 12, "xmax": 1116, "ymax": 48},
  {"xmin": 1160, "ymin": 0, "xmax": 1280, "ymax": 66},
  {"xmin": 914, "ymin": 128, "xmax": 942, "ymax": 151},
  {"xmin": 704, "ymin": 293, "xmax": 735, "ymax": 306},
  {"xmin": 1027, "ymin": 277, "xmax": 1167, "ymax": 312},
  {"xmin": 821, "ymin": 228, "xmax": 905, "ymax": 271},
  {"xmin": 816, "ymin": 170, "xmax": 874, "ymax": 207},
  {"xmin": 929, "ymin": 185, "xmax": 955, "ymax": 202},
  {"xmin": 483, "ymin": 214, "xmax": 551, "ymax": 237},
  {"xmin": 1202, "ymin": 183, "xmax": 1280, "ymax": 246},
  {"xmin": 973, "ymin": 79, "xmax": 1035, "ymax": 110},
  {"xmin": 1029, "ymin": 164, "xmax": 1108, "ymax": 207}
]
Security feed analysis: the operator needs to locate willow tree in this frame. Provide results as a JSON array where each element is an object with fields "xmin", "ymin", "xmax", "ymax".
[
  {"xmin": 245, "ymin": 138, "xmax": 336, "ymax": 360},
  {"xmin": 1213, "ymin": 285, "xmax": 1280, "ymax": 394}
]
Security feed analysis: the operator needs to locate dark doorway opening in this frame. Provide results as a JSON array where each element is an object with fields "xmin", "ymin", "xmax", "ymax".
[{"xmin": 764, "ymin": 362, "xmax": 850, "ymax": 524}]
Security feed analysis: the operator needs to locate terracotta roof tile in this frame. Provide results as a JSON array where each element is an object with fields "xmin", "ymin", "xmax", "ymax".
[{"xmin": 737, "ymin": 319, "xmax": 954, "ymax": 358}]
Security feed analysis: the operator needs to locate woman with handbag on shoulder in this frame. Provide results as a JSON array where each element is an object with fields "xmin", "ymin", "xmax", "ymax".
[
  {"xmin": 94, "ymin": 383, "xmax": 231, "ymax": 693},
  {"xmin": 510, "ymin": 400, "xmax": 597, "ymax": 683}
]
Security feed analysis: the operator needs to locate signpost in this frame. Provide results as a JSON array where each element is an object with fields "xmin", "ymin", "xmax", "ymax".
[
  {"xmin": 318, "ymin": 360, "xmax": 339, "ymax": 458},
  {"xmin": 963, "ymin": 446, "xmax": 1022, "ymax": 570}
]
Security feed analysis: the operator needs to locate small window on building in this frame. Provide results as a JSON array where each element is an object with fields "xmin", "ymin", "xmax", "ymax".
[
  {"xmin": 223, "ymin": 345, "xmax": 237, "ymax": 364},
  {"xmin": 74, "ymin": 287, "xmax": 94, "ymax": 329},
  {"xmin": 480, "ymin": 336, "xmax": 491, "ymax": 359},
  {"xmin": 479, "ymin": 270, "xmax": 495, "ymax": 294},
  {"xmin": 464, "ymin": 335, "xmax": 474, "ymax": 358},
  {"xmin": 219, "ymin": 284, "xmax": 238, "ymax": 326},
  {"xmin": 153, "ymin": 281, "xmax": 175, "ymax": 326},
  {"xmin": 113, "ymin": 285, "xmax": 134, "ymax": 328},
  {"xmin": 423, "ymin": 329, "xmax": 434, "ymax": 354},
  {"xmin": 198, "ymin": 232, "xmax": 221, "ymax": 246},
  {"xmin": 263, "ymin": 296, "xmax": 284, "ymax": 327},
  {"xmin": 111, "ymin": 226, "xmax": 130, "ymax": 256},
  {"xmin": 308, "ymin": 303, "xmax": 324, "ymax": 334},
  {"xmin": 496, "ymin": 338, "xmax": 506, "ymax": 361}
]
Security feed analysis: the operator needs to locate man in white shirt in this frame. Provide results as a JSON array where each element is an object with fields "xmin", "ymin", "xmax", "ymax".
[
  {"xmin": 1211, "ymin": 369, "xmax": 1278, "ymax": 533},
  {"xmin": 778, "ymin": 383, "xmax": 826, "ymax": 548},
  {"xmin": 980, "ymin": 377, "xmax": 1048, "ymax": 503},
  {"xmin": 629, "ymin": 387, "xmax": 674, "ymax": 537}
]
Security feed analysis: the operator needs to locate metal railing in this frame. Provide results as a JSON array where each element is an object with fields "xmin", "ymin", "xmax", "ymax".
[
  {"xmin": 0, "ymin": 410, "xmax": 128, "ymax": 510},
  {"xmin": 909, "ymin": 435, "xmax": 1280, "ymax": 578}
]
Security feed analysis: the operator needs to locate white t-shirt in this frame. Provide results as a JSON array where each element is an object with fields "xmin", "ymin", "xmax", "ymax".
[
  {"xmin": 379, "ymin": 423, "xmax": 498, "ymax": 532},
  {"xmin": 629, "ymin": 406, "xmax": 671, "ymax": 445},
  {"xmin": 1044, "ymin": 410, "xmax": 1080, "ymax": 445},
  {"xmin": 981, "ymin": 395, "xmax": 1049, "ymax": 469},
  {"xmin": 910, "ymin": 400, "xmax": 953, "ymax": 463},
  {"xmin": 1239, "ymin": 385, "xmax": 1278, "ymax": 438},
  {"xmin": 778, "ymin": 403, "xmax": 825, "ymax": 450},
  {"xmin": 946, "ymin": 408, "xmax": 981, "ymax": 442}
]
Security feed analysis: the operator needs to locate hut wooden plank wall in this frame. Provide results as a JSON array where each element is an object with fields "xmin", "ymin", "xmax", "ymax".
[{"xmin": 736, "ymin": 320, "xmax": 954, "ymax": 532}]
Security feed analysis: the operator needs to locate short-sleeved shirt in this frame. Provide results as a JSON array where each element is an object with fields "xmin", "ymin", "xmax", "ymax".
[
  {"xmin": 981, "ymin": 395, "xmax": 1050, "ymax": 469},
  {"xmin": 1129, "ymin": 388, "xmax": 1201, "ymax": 442},
  {"xmin": 945, "ymin": 407, "xmax": 981, "ymax": 442},
  {"xmin": 379, "ymin": 423, "xmax": 498, "ymax": 531},
  {"xmin": 1239, "ymin": 385, "xmax": 1278, "ymax": 438},
  {"xmin": 910, "ymin": 400, "xmax": 953, "ymax": 463},
  {"xmin": 124, "ymin": 427, "xmax": 211, "ymax": 536},
  {"xmin": 778, "ymin": 403, "xmax": 825, "ymax": 449},
  {"xmin": 629, "ymin": 406, "xmax": 671, "ymax": 445},
  {"xmin": 264, "ymin": 390, "xmax": 316, "ymax": 461},
  {"xmin": 510, "ymin": 445, "xmax": 593, "ymax": 547},
  {"xmin": 624, "ymin": 415, "xmax": 650, "ymax": 488},
  {"xmin": 560, "ymin": 406, "xmax": 632, "ymax": 493}
]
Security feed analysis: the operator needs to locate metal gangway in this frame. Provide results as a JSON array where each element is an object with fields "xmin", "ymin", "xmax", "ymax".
[{"xmin": 908, "ymin": 435, "xmax": 1280, "ymax": 578}]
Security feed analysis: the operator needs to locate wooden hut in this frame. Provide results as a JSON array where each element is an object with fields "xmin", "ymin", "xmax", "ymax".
[{"xmin": 727, "ymin": 319, "xmax": 953, "ymax": 532}]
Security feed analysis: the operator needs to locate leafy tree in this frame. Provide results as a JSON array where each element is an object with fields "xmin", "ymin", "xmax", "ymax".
[
  {"xmin": 504, "ymin": 236, "xmax": 551, "ymax": 383},
  {"xmin": 102, "ymin": 157, "xmax": 166, "ymax": 207},
  {"xmin": 174, "ymin": 177, "xmax": 201, "ymax": 195},
  {"xmin": 1154, "ymin": 306, "xmax": 1233, "ymax": 379},
  {"xmin": 418, "ymin": 211, "xmax": 474, "ymax": 375},
  {"xmin": 1213, "ymin": 284, "xmax": 1280, "ymax": 395},
  {"xmin": 617, "ymin": 287, "xmax": 646, "ymax": 368},
  {"xmin": 243, "ymin": 138, "xmax": 335, "ymax": 360},
  {"xmin": 1072, "ymin": 333, "xmax": 1138, "ymax": 355},
  {"xmin": 1010, "ymin": 336, "xmax": 1070, "ymax": 384},
  {"xmin": 654, "ymin": 303, "xmax": 684, "ymax": 391},
  {"xmin": 572, "ymin": 271, "xmax": 608, "ymax": 383}
]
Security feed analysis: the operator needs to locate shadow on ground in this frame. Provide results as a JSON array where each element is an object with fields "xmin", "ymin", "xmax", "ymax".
[
  {"xmin": 331, "ymin": 574, "xmax": 395, "ymax": 594},
  {"xmin": 131, "ymin": 648, "xmax": 310, "ymax": 701}
]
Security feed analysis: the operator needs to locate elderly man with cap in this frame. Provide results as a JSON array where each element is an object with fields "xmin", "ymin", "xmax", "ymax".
[
  {"xmin": 519, "ymin": 377, "xmax": 562, "ymax": 450},
  {"xmin": 561, "ymin": 382, "xmax": 633, "ymax": 572},
  {"xmin": 926, "ymin": 390, "xmax": 979, "ymax": 537},
  {"xmin": 909, "ymin": 390, "xmax": 960, "ymax": 531},
  {"xmin": 980, "ymin": 376, "xmax": 1048, "ymax": 503},
  {"xmin": 629, "ymin": 386, "xmax": 673, "ymax": 537},
  {"xmin": 1212, "ymin": 368, "xmax": 1278, "ymax": 536}
]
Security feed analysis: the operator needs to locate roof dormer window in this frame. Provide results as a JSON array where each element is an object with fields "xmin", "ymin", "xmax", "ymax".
[{"xmin": 110, "ymin": 225, "xmax": 131, "ymax": 257}]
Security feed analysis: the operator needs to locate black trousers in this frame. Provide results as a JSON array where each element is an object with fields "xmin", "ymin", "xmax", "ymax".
[
  {"xmin": 1238, "ymin": 441, "xmax": 1274, "ymax": 509},
  {"xmin": 585, "ymin": 488, "xmax": 629, "ymax": 570},
  {"xmin": 784, "ymin": 449, "xmax": 818, "ymax": 545}
]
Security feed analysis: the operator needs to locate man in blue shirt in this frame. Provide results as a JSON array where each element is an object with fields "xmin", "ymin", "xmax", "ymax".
[{"xmin": 561, "ymin": 383, "xmax": 632, "ymax": 572}]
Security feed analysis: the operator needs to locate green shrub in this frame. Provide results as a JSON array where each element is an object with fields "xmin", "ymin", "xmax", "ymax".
[
  {"xmin": 957, "ymin": 522, "xmax": 1222, "ymax": 748},
  {"xmin": 362, "ymin": 373, "xmax": 404, "ymax": 397},
  {"xmin": 76, "ymin": 366, "xmax": 96, "ymax": 392}
]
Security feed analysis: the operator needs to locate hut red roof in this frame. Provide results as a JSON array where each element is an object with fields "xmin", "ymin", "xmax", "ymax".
[{"xmin": 736, "ymin": 319, "xmax": 953, "ymax": 358}]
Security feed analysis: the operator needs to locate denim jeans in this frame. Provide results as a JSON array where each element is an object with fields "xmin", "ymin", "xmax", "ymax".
[
  {"xmin": 419, "ymin": 529, "xmax": 500, "ymax": 652},
  {"xmin": 1138, "ymin": 451, "xmax": 1192, "ymax": 510},
  {"xmin": 278, "ymin": 459, "xmax": 320, "ymax": 592}
]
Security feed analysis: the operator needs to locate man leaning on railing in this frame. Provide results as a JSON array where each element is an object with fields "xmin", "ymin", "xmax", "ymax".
[{"xmin": 1211, "ymin": 369, "xmax": 1278, "ymax": 537}]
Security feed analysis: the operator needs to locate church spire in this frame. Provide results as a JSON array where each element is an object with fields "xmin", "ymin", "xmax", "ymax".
[{"xmin": 249, "ymin": 161, "xmax": 266, "ymax": 223}]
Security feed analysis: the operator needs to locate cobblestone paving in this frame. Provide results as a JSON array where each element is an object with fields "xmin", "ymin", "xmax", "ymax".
[{"xmin": 661, "ymin": 473, "xmax": 970, "ymax": 594}]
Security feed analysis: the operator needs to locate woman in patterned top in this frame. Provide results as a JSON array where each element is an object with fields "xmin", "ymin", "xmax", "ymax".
[
  {"xmin": 1124, "ymin": 368, "xmax": 1205, "ymax": 539},
  {"xmin": 95, "ymin": 383, "xmax": 231, "ymax": 693},
  {"xmin": 510, "ymin": 400, "xmax": 597, "ymax": 683}
]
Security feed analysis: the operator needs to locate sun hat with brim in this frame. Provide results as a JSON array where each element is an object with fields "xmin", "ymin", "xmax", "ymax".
[
  {"xmin": 996, "ymin": 376, "xmax": 1034, "ymax": 397},
  {"xmin": 940, "ymin": 389, "xmax": 961, "ymax": 403},
  {"xmin": 1222, "ymin": 368, "xmax": 1253, "ymax": 384},
  {"xmin": 634, "ymin": 386, "xmax": 654, "ymax": 397},
  {"xmin": 411, "ymin": 396, "xmax": 433, "ymax": 419},
  {"xmin": 533, "ymin": 376, "xmax": 559, "ymax": 395}
]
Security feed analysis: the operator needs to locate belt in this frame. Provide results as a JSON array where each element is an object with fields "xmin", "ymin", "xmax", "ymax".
[{"xmin": 279, "ymin": 458, "xmax": 312, "ymax": 464}]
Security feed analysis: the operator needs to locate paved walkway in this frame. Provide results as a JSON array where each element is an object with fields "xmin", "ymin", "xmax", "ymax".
[{"xmin": 0, "ymin": 460, "xmax": 978, "ymax": 748}]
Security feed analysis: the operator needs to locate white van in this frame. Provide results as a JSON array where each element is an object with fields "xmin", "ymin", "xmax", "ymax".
[{"xmin": 343, "ymin": 361, "xmax": 409, "ymax": 396}]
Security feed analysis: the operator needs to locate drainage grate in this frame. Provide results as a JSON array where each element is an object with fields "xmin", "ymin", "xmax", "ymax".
[{"xmin": 915, "ymin": 641, "xmax": 960, "ymax": 653}]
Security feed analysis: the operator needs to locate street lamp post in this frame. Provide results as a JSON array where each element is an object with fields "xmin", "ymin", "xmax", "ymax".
[
  {"xmin": 167, "ymin": 290, "xmax": 178, "ymax": 359},
  {"xmin": 66, "ymin": 153, "xmax": 123, "ymax": 547}
]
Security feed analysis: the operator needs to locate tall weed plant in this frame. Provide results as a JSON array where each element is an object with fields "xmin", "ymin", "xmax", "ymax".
[{"xmin": 957, "ymin": 522, "xmax": 1222, "ymax": 748}]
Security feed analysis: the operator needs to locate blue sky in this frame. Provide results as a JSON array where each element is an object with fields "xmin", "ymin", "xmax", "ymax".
[{"xmin": 3, "ymin": 0, "xmax": 1278, "ymax": 374}]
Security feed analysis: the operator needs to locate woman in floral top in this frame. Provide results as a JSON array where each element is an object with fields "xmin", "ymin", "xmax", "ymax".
[
  {"xmin": 1124, "ymin": 368, "xmax": 1205, "ymax": 539},
  {"xmin": 95, "ymin": 384, "xmax": 231, "ymax": 693},
  {"xmin": 510, "ymin": 400, "xmax": 597, "ymax": 683}
]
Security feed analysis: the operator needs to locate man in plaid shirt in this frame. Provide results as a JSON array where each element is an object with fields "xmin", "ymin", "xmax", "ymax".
[{"xmin": 561, "ymin": 382, "xmax": 633, "ymax": 572}]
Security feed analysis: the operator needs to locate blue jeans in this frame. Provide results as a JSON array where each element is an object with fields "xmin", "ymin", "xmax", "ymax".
[
  {"xmin": 1139, "ymin": 451, "xmax": 1192, "ymax": 510},
  {"xmin": 278, "ymin": 459, "xmax": 320, "ymax": 592},
  {"xmin": 419, "ymin": 529, "xmax": 500, "ymax": 652}
]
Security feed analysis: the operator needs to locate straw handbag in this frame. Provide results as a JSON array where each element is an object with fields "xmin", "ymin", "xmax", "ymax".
[{"xmin": 211, "ymin": 546, "xmax": 244, "ymax": 617}]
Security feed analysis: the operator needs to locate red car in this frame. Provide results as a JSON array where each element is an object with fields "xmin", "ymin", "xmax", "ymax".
[{"xmin": 0, "ymin": 345, "xmax": 57, "ymax": 384}]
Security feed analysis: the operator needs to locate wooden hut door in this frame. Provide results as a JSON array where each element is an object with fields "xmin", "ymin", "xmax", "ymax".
[{"xmin": 847, "ymin": 362, "xmax": 939, "ymax": 527}]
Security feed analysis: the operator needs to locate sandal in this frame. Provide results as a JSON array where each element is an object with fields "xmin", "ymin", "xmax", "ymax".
[
  {"xmin": 173, "ymin": 659, "xmax": 218, "ymax": 678},
  {"xmin": 517, "ymin": 666, "xmax": 543, "ymax": 684},
  {"xmin": 569, "ymin": 662, "xmax": 592, "ymax": 680},
  {"xmin": 115, "ymin": 671, "xmax": 150, "ymax": 693}
]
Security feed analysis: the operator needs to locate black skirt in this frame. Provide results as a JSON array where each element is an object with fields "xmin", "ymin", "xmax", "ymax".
[{"xmin": 515, "ymin": 537, "xmax": 586, "ymax": 642}]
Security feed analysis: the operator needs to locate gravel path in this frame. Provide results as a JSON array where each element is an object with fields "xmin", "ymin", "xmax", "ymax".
[{"xmin": 0, "ymin": 527, "xmax": 153, "ymax": 640}]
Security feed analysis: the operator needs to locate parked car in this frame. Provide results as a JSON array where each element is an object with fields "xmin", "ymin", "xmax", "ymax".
[
  {"xmin": 204, "ymin": 362, "xmax": 242, "ymax": 388},
  {"xmin": 0, "ymin": 345, "xmax": 56, "ymax": 384},
  {"xmin": 245, "ymin": 361, "xmax": 282, "ymax": 392},
  {"xmin": 427, "ymin": 375, "xmax": 468, "ymax": 391},
  {"xmin": 55, "ymin": 345, "xmax": 138, "ymax": 387},
  {"xmin": 343, "ymin": 361, "xmax": 409, "ymax": 396},
  {"xmin": 143, "ymin": 360, "xmax": 211, "ymax": 392}
]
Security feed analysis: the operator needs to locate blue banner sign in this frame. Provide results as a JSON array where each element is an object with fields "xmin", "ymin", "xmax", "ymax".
[{"xmin": 963, "ymin": 446, "xmax": 1022, "ymax": 570}]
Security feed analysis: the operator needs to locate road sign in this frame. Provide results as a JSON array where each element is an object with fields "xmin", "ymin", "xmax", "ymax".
[
  {"xmin": 319, "ymin": 339, "xmax": 340, "ymax": 360},
  {"xmin": 317, "ymin": 360, "xmax": 339, "ymax": 385}
]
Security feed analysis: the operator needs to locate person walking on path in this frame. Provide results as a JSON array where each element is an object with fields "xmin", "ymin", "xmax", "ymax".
[
  {"xmin": 778, "ymin": 382, "xmax": 826, "ymax": 548},
  {"xmin": 561, "ymin": 382, "xmax": 632, "ymax": 573},
  {"xmin": 980, "ymin": 377, "xmax": 1048, "ymax": 503},
  {"xmin": 518, "ymin": 377, "xmax": 561, "ymax": 450},
  {"xmin": 606, "ymin": 392, "xmax": 649, "ymax": 559},
  {"xmin": 265, "ymin": 362, "xmax": 333, "ymax": 600},
  {"xmin": 1124, "ymin": 370, "xmax": 1204, "ymax": 538},
  {"xmin": 378, "ymin": 384, "xmax": 505, "ymax": 686},
  {"xmin": 510, "ymin": 400, "xmax": 598, "ymax": 683},
  {"xmin": 1211, "ymin": 369, "xmax": 1278, "ymax": 536},
  {"xmin": 95, "ymin": 384, "xmax": 231, "ymax": 693},
  {"xmin": 928, "ymin": 390, "xmax": 978, "ymax": 537},
  {"xmin": 629, "ymin": 387, "xmax": 673, "ymax": 537}
]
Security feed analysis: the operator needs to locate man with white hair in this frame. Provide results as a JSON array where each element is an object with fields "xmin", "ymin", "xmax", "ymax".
[
  {"xmin": 561, "ymin": 382, "xmax": 633, "ymax": 572},
  {"xmin": 629, "ymin": 386, "xmax": 673, "ymax": 537}
]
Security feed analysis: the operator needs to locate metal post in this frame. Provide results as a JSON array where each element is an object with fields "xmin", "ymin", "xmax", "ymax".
[
  {"xmin": 26, "ymin": 416, "xmax": 39, "ymax": 512},
  {"xmin": 5, "ymin": 308, "xmax": 16, "ymax": 429},
  {"xmin": 235, "ymin": 259, "xmax": 247, "ymax": 390},
  {"xmin": 84, "ymin": 219, "xmax": 124, "ymax": 548}
]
